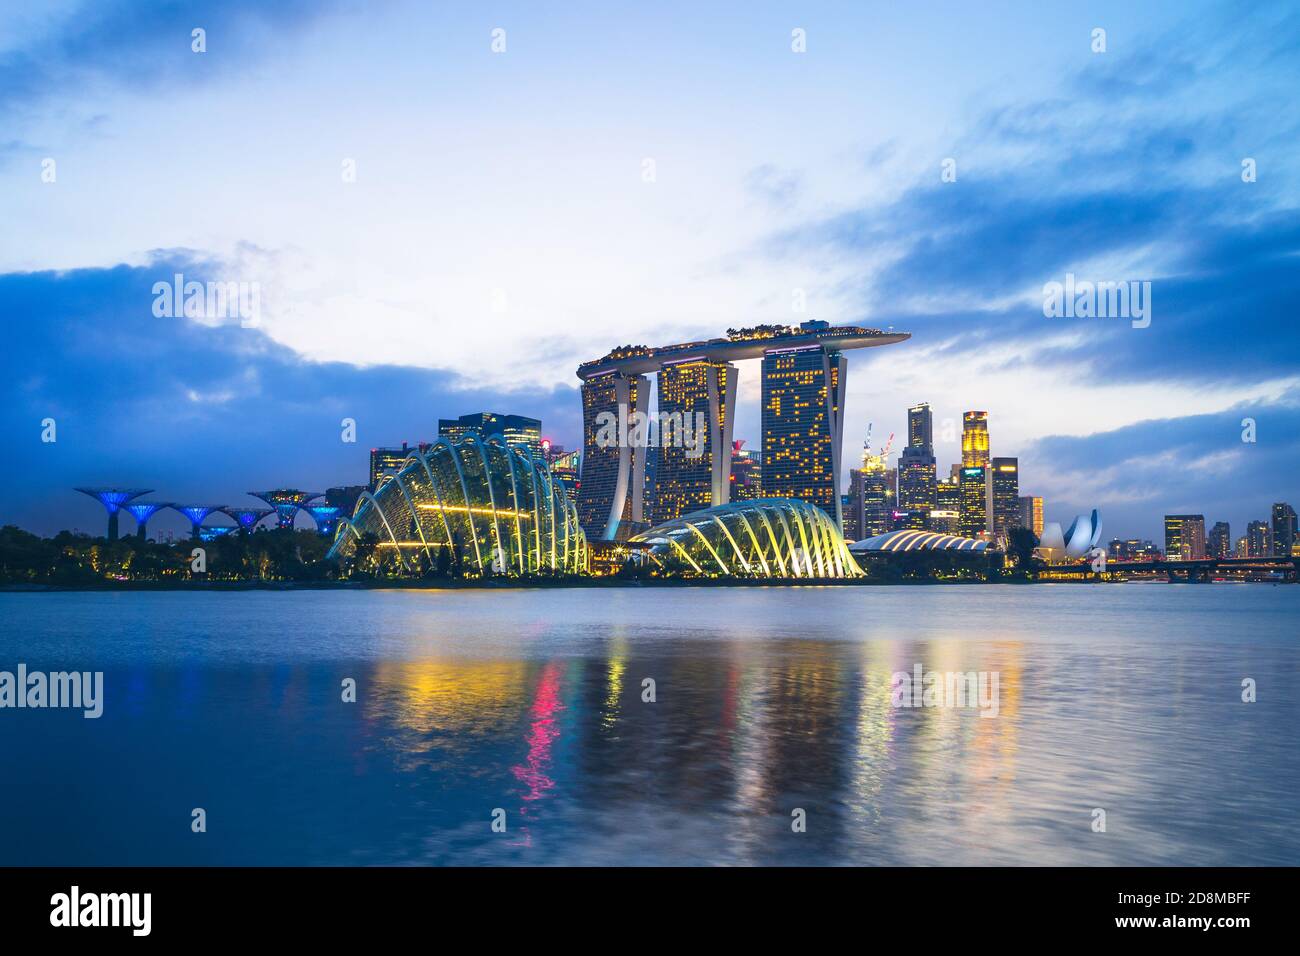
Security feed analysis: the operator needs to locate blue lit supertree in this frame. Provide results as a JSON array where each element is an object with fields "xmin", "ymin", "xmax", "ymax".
[
  {"xmin": 123, "ymin": 501, "xmax": 171, "ymax": 541},
  {"xmin": 174, "ymin": 505, "xmax": 227, "ymax": 540},
  {"xmin": 305, "ymin": 504, "xmax": 342, "ymax": 537},
  {"xmin": 248, "ymin": 490, "xmax": 322, "ymax": 529},
  {"xmin": 75, "ymin": 488, "xmax": 152, "ymax": 541},
  {"xmin": 224, "ymin": 507, "xmax": 274, "ymax": 533}
]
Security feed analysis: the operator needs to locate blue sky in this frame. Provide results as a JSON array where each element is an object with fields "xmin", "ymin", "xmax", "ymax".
[{"xmin": 2, "ymin": 0, "xmax": 1297, "ymax": 541}]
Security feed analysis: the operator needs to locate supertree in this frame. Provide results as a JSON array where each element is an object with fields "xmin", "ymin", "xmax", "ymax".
[
  {"xmin": 174, "ymin": 505, "xmax": 227, "ymax": 540},
  {"xmin": 248, "ymin": 490, "xmax": 322, "ymax": 529},
  {"xmin": 74, "ymin": 488, "xmax": 152, "ymax": 541},
  {"xmin": 123, "ymin": 501, "xmax": 172, "ymax": 541}
]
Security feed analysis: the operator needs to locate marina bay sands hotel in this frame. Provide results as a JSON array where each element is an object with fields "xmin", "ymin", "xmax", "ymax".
[{"xmin": 576, "ymin": 320, "xmax": 910, "ymax": 541}]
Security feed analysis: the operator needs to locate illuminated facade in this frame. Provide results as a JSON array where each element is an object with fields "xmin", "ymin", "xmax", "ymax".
[
  {"xmin": 1164, "ymin": 514, "xmax": 1205, "ymax": 561},
  {"xmin": 730, "ymin": 440, "xmax": 762, "ymax": 501},
  {"xmin": 1018, "ymin": 495, "xmax": 1044, "ymax": 536},
  {"xmin": 959, "ymin": 466, "xmax": 988, "ymax": 538},
  {"xmin": 1272, "ymin": 502, "xmax": 1296, "ymax": 558},
  {"xmin": 761, "ymin": 346, "xmax": 846, "ymax": 526},
  {"xmin": 577, "ymin": 371, "xmax": 648, "ymax": 541},
  {"xmin": 75, "ymin": 488, "xmax": 152, "ymax": 541},
  {"xmin": 329, "ymin": 436, "xmax": 587, "ymax": 576},
  {"xmin": 989, "ymin": 457, "xmax": 1019, "ymax": 542},
  {"xmin": 930, "ymin": 478, "xmax": 962, "ymax": 534},
  {"xmin": 630, "ymin": 498, "xmax": 862, "ymax": 578},
  {"xmin": 962, "ymin": 411, "xmax": 990, "ymax": 467},
  {"xmin": 1208, "ymin": 521, "xmax": 1232, "ymax": 559},
  {"xmin": 438, "ymin": 412, "xmax": 542, "ymax": 460},
  {"xmin": 1246, "ymin": 519, "xmax": 1271, "ymax": 557},
  {"xmin": 370, "ymin": 443, "xmax": 429, "ymax": 492},
  {"xmin": 653, "ymin": 358, "xmax": 737, "ymax": 523}
]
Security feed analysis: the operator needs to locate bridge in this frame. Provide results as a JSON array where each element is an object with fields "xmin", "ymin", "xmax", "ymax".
[{"xmin": 1044, "ymin": 555, "xmax": 1298, "ymax": 583}]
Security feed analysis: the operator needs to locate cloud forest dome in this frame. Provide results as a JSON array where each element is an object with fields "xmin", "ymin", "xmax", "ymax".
[
  {"xmin": 328, "ymin": 436, "xmax": 587, "ymax": 575},
  {"xmin": 630, "ymin": 498, "xmax": 862, "ymax": 578}
]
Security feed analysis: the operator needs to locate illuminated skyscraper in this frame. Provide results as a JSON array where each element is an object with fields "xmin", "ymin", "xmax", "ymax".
[
  {"xmin": 1208, "ymin": 521, "xmax": 1232, "ymax": 559},
  {"xmin": 761, "ymin": 345, "xmax": 846, "ymax": 526},
  {"xmin": 1017, "ymin": 495, "xmax": 1044, "ymax": 536},
  {"xmin": 1246, "ymin": 520, "xmax": 1271, "ymax": 557},
  {"xmin": 1164, "ymin": 514, "xmax": 1206, "ymax": 560},
  {"xmin": 1271, "ymin": 502, "xmax": 1296, "ymax": 558},
  {"xmin": 962, "ymin": 411, "xmax": 990, "ymax": 468},
  {"xmin": 989, "ymin": 457, "xmax": 1020, "ymax": 541},
  {"xmin": 370, "ymin": 442, "xmax": 430, "ymax": 492},
  {"xmin": 896, "ymin": 402, "xmax": 936, "ymax": 530},
  {"xmin": 652, "ymin": 358, "xmax": 737, "ymax": 523},
  {"xmin": 577, "ymin": 371, "xmax": 649, "ymax": 540},
  {"xmin": 930, "ymin": 478, "xmax": 961, "ymax": 534},
  {"xmin": 438, "ymin": 412, "xmax": 542, "ymax": 460},
  {"xmin": 959, "ymin": 466, "xmax": 988, "ymax": 538}
]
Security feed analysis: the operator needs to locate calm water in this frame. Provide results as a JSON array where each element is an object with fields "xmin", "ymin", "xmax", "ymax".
[{"xmin": 0, "ymin": 584, "xmax": 1296, "ymax": 866}]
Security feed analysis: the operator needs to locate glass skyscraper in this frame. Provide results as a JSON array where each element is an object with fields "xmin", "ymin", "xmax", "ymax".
[
  {"xmin": 577, "ymin": 372, "xmax": 649, "ymax": 540},
  {"xmin": 989, "ymin": 457, "xmax": 1019, "ymax": 542},
  {"xmin": 962, "ymin": 411, "xmax": 990, "ymax": 468},
  {"xmin": 1164, "ymin": 514, "xmax": 1206, "ymax": 560},
  {"xmin": 1271, "ymin": 502, "xmax": 1296, "ymax": 557},
  {"xmin": 438, "ymin": 412, "xmax": 542, "ymax": 460},
  {"xmin": 652, "ymin": 358, "xmax": 737, "ymax": 523}
]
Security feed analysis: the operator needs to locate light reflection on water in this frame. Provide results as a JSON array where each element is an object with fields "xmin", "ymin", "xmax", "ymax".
[{"xmin": 0, "ymin": 585, "xmax": 1296, "ymax": 865}]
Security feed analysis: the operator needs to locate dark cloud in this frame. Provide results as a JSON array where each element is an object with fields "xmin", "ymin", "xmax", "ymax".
[{"xmin": 0, "ymin": 255, "xmax": 580, "ymax": 536}]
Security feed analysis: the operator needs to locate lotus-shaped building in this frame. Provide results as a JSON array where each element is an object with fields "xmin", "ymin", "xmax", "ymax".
[
  {"xmin": 328, "ymin": 436, "xmax": 587, "ymax": 575},
  {"xmin": 1038, "ymin": 508, "xmax": 1103, "ymax": 560},
  {"xmin": 629, "ymin": 498, "xmax": 862, "ymax": 578}
]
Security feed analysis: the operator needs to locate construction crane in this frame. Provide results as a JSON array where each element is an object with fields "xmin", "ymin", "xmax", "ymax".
[{"xmin": 862, "ymin": 423, "xmax": 894, "ymax": 471}]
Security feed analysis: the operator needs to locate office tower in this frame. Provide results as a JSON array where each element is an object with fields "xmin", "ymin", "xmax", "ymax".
[
  {"xmin": 896, "ymin": 402, "xmax": 936, "ymax": 530},
  {"xmin": 908, "ymin": 403, "xmax": 933, "ymax": 451},
  {"xmin": 1246, "ymin": 520, "xmax": 1271, "ymax": 557},
  {"xmin": 438, "ymin": 412, "xmax": 542, "ymax": 460},
  {"xmin": 652, "ymin": 358, "xmax": 737, "ymax": 523},
  {"xmin": 1208, "ymin": 521, "xmax": 1232, "ymax": 559},
  {"xmin": 1236, "ymin": 534, "xmax": 1249, "ymax": 559},
  {"xmin": 369, "ymin": 442, "xmax": 430, "ymax": 491},
  {"xmin": 761, "ymin": 345, "xmax": 846, "ymax": 526},
  {"xmin": 1018, "ymin": 495, "xmax": 1044, "ymax": 536},
  {"xmin": 730, "ymin": 440, "xmax": 762, "ymax": 501},
  {"xmin": 1164, "ymin": 514, "xmax": 1206, "ymax": 560},
  {"xmin": 1109, "ymin": 538, "xmax": 1160, "ymax": 561},
  {"xmin": 577, "ymin": 372, "xmax": 649, "ymax": 540},
  {"xmin": 961, "ymin": 411, "xmax": 990, "ymax": 468},
  {"xmin": 548, "ymin": 449, "xmax": 581, "ymax": 498},
  {"xmin": 930, "ymin": 478, "xmax": 961, "ymax": 534},
  {"xmin": 1271, "ymin": 502, "xmax": 1297, "ymax": 558},
  {"xmin": 959, "ymin": 466, "xmax": 988, "ymax": 537},
  {"xmin": 988, "ymin": 457, "xmax": 1019, "ymax": 541}
]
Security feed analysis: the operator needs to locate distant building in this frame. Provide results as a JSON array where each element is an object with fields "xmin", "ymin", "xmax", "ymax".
[
  {"xmin": 989, "ymin": 457, "xmax": 1019, "ymax": 542},
  {"xmin": 931, "ymin": 478, "xmax": 962, "ymax": 534},
  {"xmin": 325, "ymin": 485, "xmax": 366, "ymax": 516},
  {"xmin": 730, "ymin": 440, "xmax": 762, "ymax": 501},
  {"xmin": 1164, "ymin": 514, "xmax": 1206, "ymax": 561},
  {"xmin": 961, "ymin": 411, "xmax": 989, "ymax": 468},
  {"xmin": 438, "ymin": 412, "xmax": 542, "ymax": 459},
  {"xmin": 1271, "ymin": 502, "xmax": 1297, "ymax": 558},
  {"xmin": 1208, "ymin": 521, "xmax": 1232, "ymax": 559},
  {"xmin": 1235, "ymin": 534, "xmax": 1249, "ymax": 559},
  {"xmin": 1246, "ymin": 520, "xmax": 1271, "ymax": 557},
  {"xmin": 369, "ymin": 442, "xmax": 429, "ymax": 491},
  {"xmin": 1018, "ymin": 495, "xmax": 1044, "ymax": 536},
  {"xmin": 1109, "ymin": 538, "xmax": 1161, "ymax": 561},
  {"xmin": 896, "ymin": 403, "xmax": 936, "ymax": 530},
  {"xmin": 959, "ymin": 466, "xmax": 988, "ymax": 538}
]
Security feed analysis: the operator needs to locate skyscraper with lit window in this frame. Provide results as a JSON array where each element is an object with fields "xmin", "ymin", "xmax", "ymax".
[
  {"xmin": 896, "ymin": 402, "xmax": 936, "ymax": 530},
  {"xmin": 1018, "ymin": 495, "xmax": 1044, "ymax": 536},
  {"xmin": 930, "ymin": 478, "xmax": 961, "ymax": 534},
  {"xmin": 578, "ymin": 372, "xmax": 649, "ymax": 540},
  {"xmin": 962, "ymin": 411, "xmax": 990, "ymax": 468},
  {"xmin": 1164, "ymin": 514, "xmax": 1206, "ymax": 560},
  {"xmin": 370, "ymin": 442, "xmax": 430, "ymax": 491},
  {"xmin": 989, "ymin": 457, "xmax": 1020, "ymax": 541},
  {"xmin": 761, "ymin": 345, "xmax": 846, "ymax": 526},
  {"xmin": 652, "ymin": 358, "xmax": 737, "ymax": 523},
  {"xmin": 438, "ymin": 412, "xmax": 542, "ymax": 460},
  {"xmin": 1208, "ymin": 521, "xmax": 1232, "ymax": 559},
  {"xmin": 730, "ymin": 440, "xmax": 762, "ymax": 501},
  {"xmin": 959, "ymin": 466, "xmax": 988, "ymax": 537},
  {"xmin": 1246, "ymin": 519, "xmax": 1271, "ymax": 557},
  {"xmin": 1271, "ymin": 502, "xmax": 1296, "ymax": 558}
]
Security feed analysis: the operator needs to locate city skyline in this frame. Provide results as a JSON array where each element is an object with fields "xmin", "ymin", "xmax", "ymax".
[{"xmin": 2, "ymin": 1, "xmax": 1298, "ymax": 546}]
